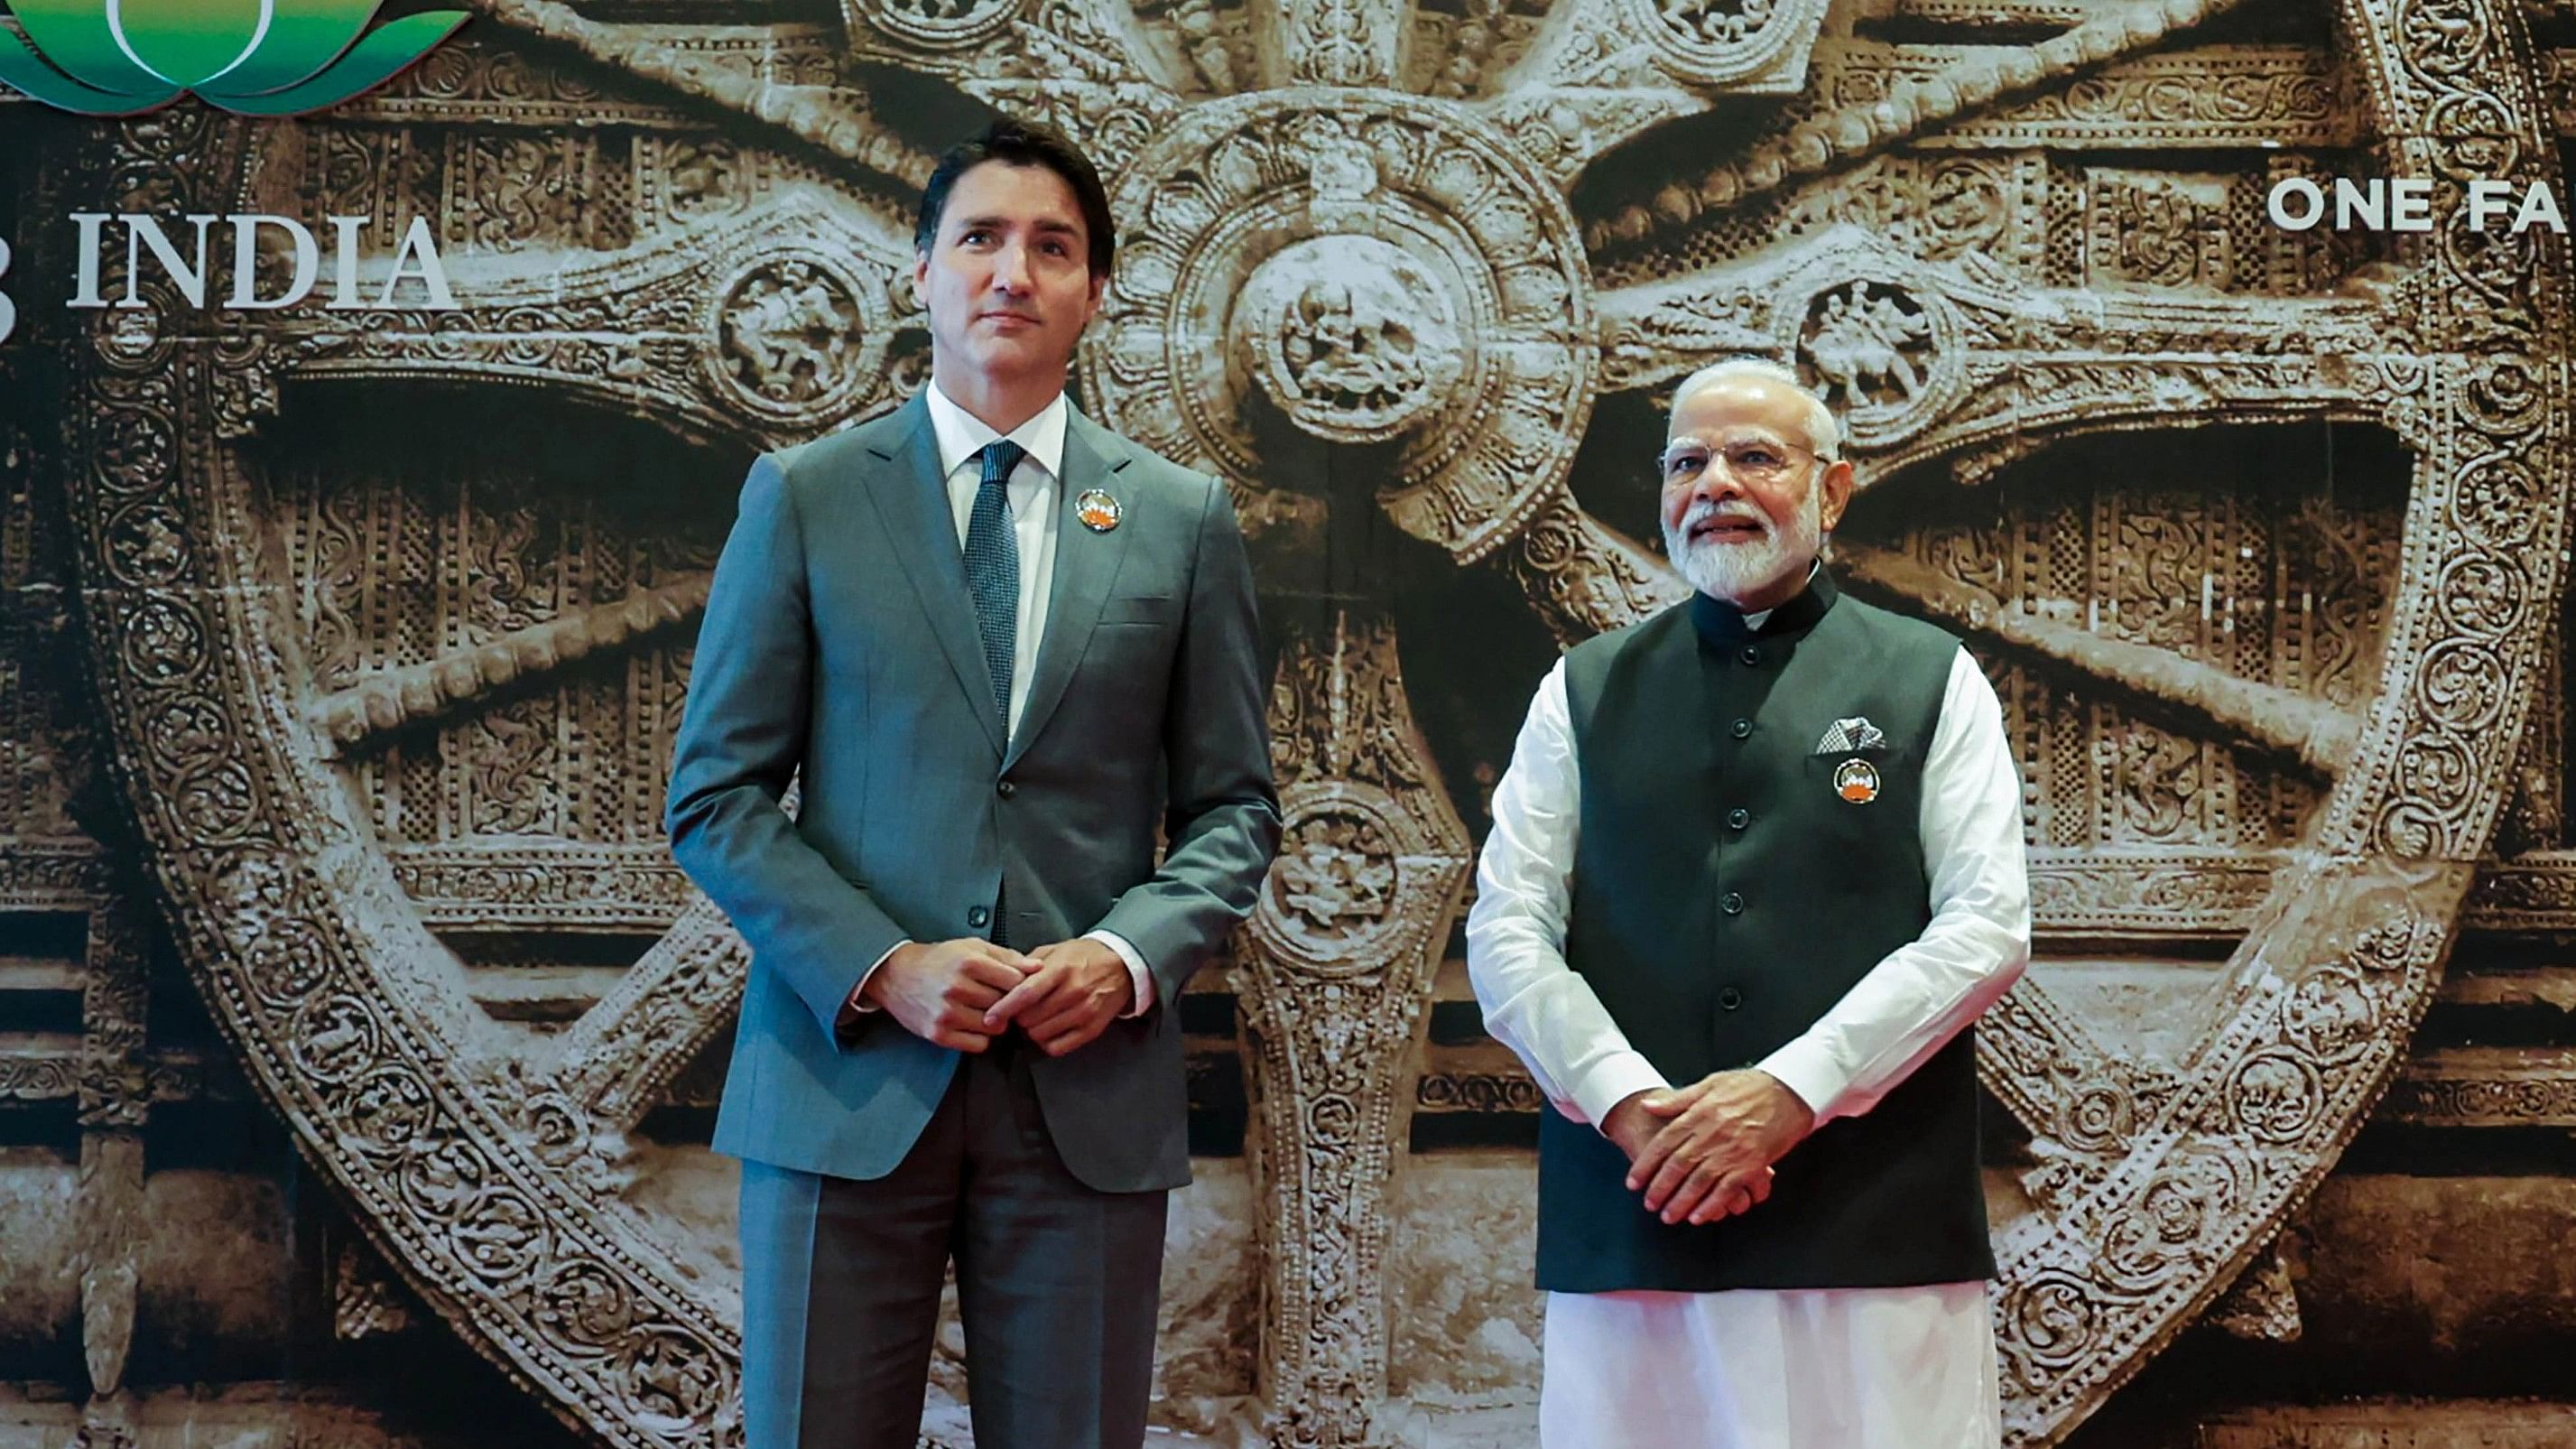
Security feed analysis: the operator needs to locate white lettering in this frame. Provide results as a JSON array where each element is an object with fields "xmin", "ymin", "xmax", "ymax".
[
  {"xmin": 2332, "ymin": 177, "xmax": 2385, "ymax": 231},
  {"xmin": 2511, "ymin": 181, "xmax": 2568, "ymax": 235},
  {"xmin": 377, "ymin": 215, "xmax": 457, "ymax": 311},
  {"xmin": 69, "ymin": 213, "xmax": 109, "ymax": 309},
  {"xmin": 227, "ymin": 214, "xmax": 320, "ymax": 309},
  {"xmin": 120, "ymin": 213, "xmax": 218, "ymax": 308},
  {"xmin": 2267, "ymin": 177, "xmax": 2324, "ymax": 231},
  {"xmin": 328, "ymin": 216, "xmax": 367, "ymax": 311},
  {"xmin": 2389, "ymin": 177, "xmax": 2434, "ymax": 231},
  {"xmin": 2468, "ymin": 179, "xmax": 2516, "ymax": 231},
  {"xmin": 60, "ymin": 211, "xmax": 461, "ymax": 314}
]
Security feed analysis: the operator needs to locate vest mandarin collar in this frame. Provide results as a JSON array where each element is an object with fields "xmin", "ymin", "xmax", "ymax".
[{"xmin": 1690, "ymin": 563, "xmax": 1839, "ymax": 646}]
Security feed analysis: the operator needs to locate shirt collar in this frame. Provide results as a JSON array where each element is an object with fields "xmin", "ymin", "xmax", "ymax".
[
  {"xmin": 925, "ymin": 380, "xmax": 1069, "ymax": 482},
  {"xmin": 1691, "ymin": 560, "xmax": 1836, "ymax": 646}
]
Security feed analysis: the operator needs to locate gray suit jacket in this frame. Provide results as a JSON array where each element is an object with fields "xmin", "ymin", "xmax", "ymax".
[{"xmin": 667, "ymin": 395, "xmax": 1281, "ymax": 1193}]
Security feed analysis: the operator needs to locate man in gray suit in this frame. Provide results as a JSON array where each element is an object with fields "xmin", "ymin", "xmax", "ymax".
[{"xmin": 666, "ymin": 118, "xmax": 1281, "ymax": 1449}]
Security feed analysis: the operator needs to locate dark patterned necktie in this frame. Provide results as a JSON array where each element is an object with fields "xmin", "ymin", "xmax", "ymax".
[{"xmin": 964, "ymin": 439, "xmax": 1025, "ymax": 727}]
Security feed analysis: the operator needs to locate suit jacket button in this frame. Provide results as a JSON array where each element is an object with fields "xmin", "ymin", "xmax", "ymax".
[
  {"xmin": 1729, "ymin": 718, "xmax": 1753, "ymax": 739},
  {"xmin": 1718, "ymin": 987, "xmax": 1745, "ymax": 1011},
  {"xmin": 1720, "ymin": 891, "xmax": 1744, "ymax": 915},
  {"xmin": 1727, "ymin": 808, "xmax": 1750, "ymax": 830},
  {"xmin": 996, "ymin": 779, "xmax": 1016, "ymax": 799},
  {"xmin": 1738, "ymin": 646, "xmax": 1761, "ymax": 666},
  {"xmin": 968, "ymin": 906, "xmax": 990, "ymax": 929}
]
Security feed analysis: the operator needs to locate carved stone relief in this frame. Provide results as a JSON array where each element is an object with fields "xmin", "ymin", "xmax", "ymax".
[
  {"xmin": 4, "ymin": 0, "xmax": 2571, "ymax": 1446},
  {"xmin": 1236, "ymin": 613, "xmax": 1471, "ymax": 1449}
]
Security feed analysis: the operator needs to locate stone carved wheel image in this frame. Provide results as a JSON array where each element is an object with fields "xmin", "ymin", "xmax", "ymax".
[{"xmin": 32, "ymin": 0, "xmax": 2569, "ymax": 1444}]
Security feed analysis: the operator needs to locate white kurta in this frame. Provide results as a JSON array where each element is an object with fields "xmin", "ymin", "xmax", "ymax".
[{"xmin": 1464, "ymin": 627, "xmax": 2032, "ymax": 1449}]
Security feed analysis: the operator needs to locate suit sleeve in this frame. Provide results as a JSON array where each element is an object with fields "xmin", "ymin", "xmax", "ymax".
[
  {"xmin": 665, "ymin": 453, "xmax": 911, "ymax": 1043},
  {"xmin": 1093, "ymin": 476, "xmax": 1284, "ymax": 1008}
]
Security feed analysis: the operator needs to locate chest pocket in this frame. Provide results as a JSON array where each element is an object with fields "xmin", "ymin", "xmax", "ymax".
[{"xmin": 1098, "ymin": 592, "xmax": 1174, "ymax": 628}]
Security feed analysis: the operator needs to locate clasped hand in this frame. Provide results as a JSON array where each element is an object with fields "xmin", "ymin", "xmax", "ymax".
[
  {"xmin": 1601, "ymin": 1069, "xmax": 1815, "ymax": 1226},
  {"xmin": 863, "ymin": 937, "xmax": 1133, "ymax": 1057}
]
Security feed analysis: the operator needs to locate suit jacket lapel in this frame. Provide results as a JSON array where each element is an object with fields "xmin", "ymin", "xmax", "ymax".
[
  {"xmin": 1006, "ymin": 410, "xmax": 1135, "ymax": 771},
  {"xmin": 859, "ymin": 395, "xmax": 1006, "ymax": 758}
]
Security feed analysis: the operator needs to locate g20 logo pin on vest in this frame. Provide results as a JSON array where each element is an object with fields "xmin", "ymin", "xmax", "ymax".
[
  {"xmin": 1816, "ymin": 717, "xmax": 1884, "ymax": 803},
  {"xmin": 0, "ymin": 0, "xmax": 467, "ymax": 116}
]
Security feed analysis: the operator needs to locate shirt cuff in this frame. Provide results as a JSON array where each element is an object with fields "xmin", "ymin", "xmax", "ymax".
[
  {"xmin": 1085, "ymin": 929, "xmax": 1154, "ymax": 1017},
  {"xmin": 844, "ymin": 940, "xmax": 911, "ymax": 1019},
  {"xmin": 1567, "ymin": 1052, "xmax": 1671, "ymax": 1134},
  {"xmin": 1755, "ymin": 1036, "xmax": 1848, "ymax": 1124}
]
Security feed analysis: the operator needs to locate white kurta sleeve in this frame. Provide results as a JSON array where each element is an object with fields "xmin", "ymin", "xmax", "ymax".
[
  {"xmin": 1466, "ymin": 660, "xmax": 1672, "ymax": 1130},
  {"xmin": 1755, "ymin": 647, "xmax": 2032, "ymax": 1125}
]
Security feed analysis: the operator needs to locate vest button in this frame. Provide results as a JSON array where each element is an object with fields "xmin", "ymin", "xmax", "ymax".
[
  {"xmin": 1729, "ymin": 718, "xmax": 1753, "ymax": 739},
  {"xmin": 1718, "ymin": 987, "xmax": 1745, "ymax": 1011},
  {"xmin": 1727, "ymin": 807, "xmax": 1749, "ymax": 830},
  {"xmin": 996, "ymin": 779, "xmax": 1016, "ymax": 798},
  {"xmin": 1738, "ymin": 646, "xmax": 1761, "ymax": 666},
  {"xmin": 968, "ymin": 906, "xmax": 990, "ymax": 929},
  {"xmin": 1720, "ymin": 891, "xmax": 1744, "ymax": 915}
]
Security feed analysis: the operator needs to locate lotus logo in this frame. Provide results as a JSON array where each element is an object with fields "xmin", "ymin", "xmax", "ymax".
[{"xmin": 0, "ymin": 0, "xmax": 466, "ymax": 116}]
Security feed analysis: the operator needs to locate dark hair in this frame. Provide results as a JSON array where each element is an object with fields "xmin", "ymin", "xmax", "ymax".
[{"xmin": 914, "ymin": 118, "xmax": 1117, "ymax": 280}]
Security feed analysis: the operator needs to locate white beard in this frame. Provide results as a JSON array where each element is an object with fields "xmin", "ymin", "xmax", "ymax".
[{"xmin": 1663, "ymin": 489, "xmax": 1822, "ymax": 605}]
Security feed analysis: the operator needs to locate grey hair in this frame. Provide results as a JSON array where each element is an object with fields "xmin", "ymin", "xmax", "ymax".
[{"xmin": 1669, "ymin": 358, "xmax": 1841, "ymax": 461}]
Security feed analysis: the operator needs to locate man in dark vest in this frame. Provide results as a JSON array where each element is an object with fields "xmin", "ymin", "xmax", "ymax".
[
  {"xmin": 1466, "ymin": 358, "xmax": 2029, "ymax": 1446},
  {"xmin": 667, "ymin": 119, "xmax": 1279, "ymax": 1447}
]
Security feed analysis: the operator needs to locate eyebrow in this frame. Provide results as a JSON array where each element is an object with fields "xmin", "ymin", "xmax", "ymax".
[
  {"xmin": 1664, "ymin": 429, "xmax": 1794, "ymax": 448},
  {"xmin": 950, "ymin": 214, "xmax": 1084, "ymax": 237}
]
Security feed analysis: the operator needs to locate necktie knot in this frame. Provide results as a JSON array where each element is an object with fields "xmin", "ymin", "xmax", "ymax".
[{"xmin": 979, "ymin": 439, "xmax": 1027, "ymax": 490}]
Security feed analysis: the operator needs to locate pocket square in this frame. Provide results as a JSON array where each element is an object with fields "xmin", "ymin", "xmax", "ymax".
[{"xmin": 1814, "ymin": 716, "xmax": 1886, "ymax": 753}]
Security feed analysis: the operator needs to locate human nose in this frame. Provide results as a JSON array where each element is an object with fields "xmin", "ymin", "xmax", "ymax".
[
  {"xmin": 990, "ymin": 241, "xmax": 1033, "ymax": 294},
  {"xmin": 1672, "ymin": 462, "xmax": 1744, "ymax": 508}
]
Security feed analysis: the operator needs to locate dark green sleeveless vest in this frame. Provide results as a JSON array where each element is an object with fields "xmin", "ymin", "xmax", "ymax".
[{"xmin": 1535, "ymin": 569, "xmax": 1997, "ymax": 1292}]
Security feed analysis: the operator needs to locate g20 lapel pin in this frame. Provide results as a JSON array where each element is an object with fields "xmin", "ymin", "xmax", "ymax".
[
  {"xmin": 1833, "ymin": 757, "xmax": 1880, "ymax": 804},
  {"xmin": 1076, "ymin": 488, "xmax": 1124, "ymax": 533}
]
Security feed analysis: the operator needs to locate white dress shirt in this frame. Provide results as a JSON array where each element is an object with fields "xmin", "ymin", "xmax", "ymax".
[
  {"xmin": 852, "ymin": 383, "xmax": 1154, "ymax": 1017},
  {"xmin": 927, "ymin": 380, "xmax": 1067, "ymax": 744},
  {"xmin": 1465, "ymin": 614, "xmax": 2031, "ymax": 1449}
]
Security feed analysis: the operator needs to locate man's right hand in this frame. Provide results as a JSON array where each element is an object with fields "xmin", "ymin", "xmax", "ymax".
[
  {"xmin": 859, "ymin": 939, "xmax": 1038, "ymax": 1053},
  {"xmin": 1601, "ymin": 1086, "xmax": 1775, "ymax": 1224}
]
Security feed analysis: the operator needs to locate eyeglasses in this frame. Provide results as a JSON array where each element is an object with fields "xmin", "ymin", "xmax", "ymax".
[{"xmin": 1658, "ymin": 438, "xmax": 1821, "ymax": 488}]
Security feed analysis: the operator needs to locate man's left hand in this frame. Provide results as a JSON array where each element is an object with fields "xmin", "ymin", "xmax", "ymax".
[
  {"xmin": 1626, "ymin": 1070, "xmax": 1815, "ymax": 1226},
  {"xmin": 981, "ymin": 939, "xmax": 1135, "ymax": 1056}
]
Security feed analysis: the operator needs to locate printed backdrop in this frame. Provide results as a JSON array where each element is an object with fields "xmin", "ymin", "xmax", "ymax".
[{"xmin": 2, "ymin": 0, "xmax": 2573, "ymax": 1445}]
